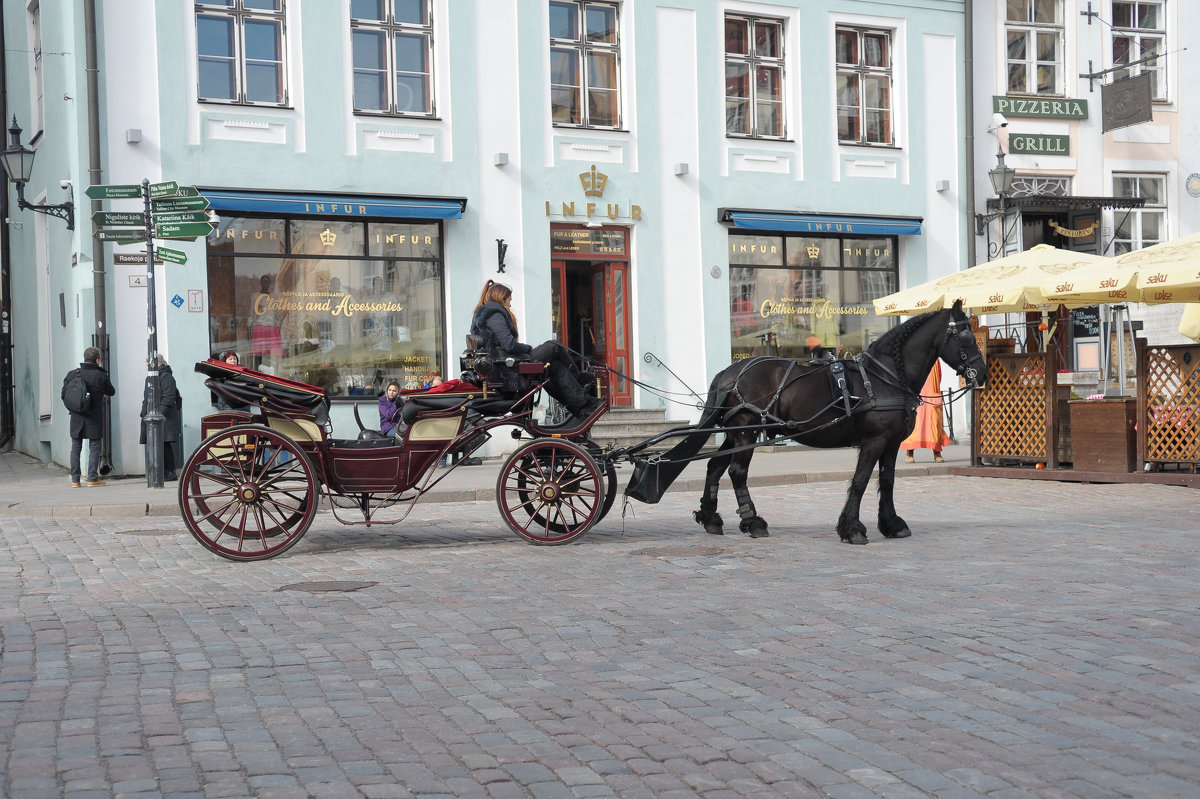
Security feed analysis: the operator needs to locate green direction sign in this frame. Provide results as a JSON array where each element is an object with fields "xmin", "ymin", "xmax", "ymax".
[
  {"xmin": 156, "ymin": 246, "xmax": 188, "ymax": 265},
  {"xmin": 152, "ymin": 210, "xmax": 213, "ymax": 225},
  {"xmin": 94, "ymin": 228, "xmax": 147, "ymax": 243},
  {"xmin": 148, "ymin": 180, "xmax": 179, "ymax": 199},
  {"xmin": 85, "ymin": 184, "xmax": 141, "ymax": 200},
  {"xmin": 154, "ymin": 221, "xmax": 217, "ymax": 238},
  {"xmin": 151, "ymin": 196, "xmax": 210, "ymax": 212},
  {"xmin": 175, "ymin": 185, "xmax": 201, "ymax": 197},
  {"xmin": 92, "ymin": 211, "xmax": 146, "ymax": 227}
]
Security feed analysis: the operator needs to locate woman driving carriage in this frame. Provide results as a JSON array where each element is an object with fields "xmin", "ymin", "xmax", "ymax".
[{"xmin": 470, "ymin": 280, "xmax": 601, "ymax": 420}]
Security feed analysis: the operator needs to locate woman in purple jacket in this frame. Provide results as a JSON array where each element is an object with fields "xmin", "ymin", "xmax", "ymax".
[{"xmin": 378, "ymin": 379, "xmax": 402, "ymax": 437}]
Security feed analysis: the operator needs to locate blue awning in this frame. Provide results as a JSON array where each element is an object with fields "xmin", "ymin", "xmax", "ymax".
[
  {"xmin": 201, "ymin": 189, "xmax": 466, "ymax": 220},
  {"xmin": 720, "ymin": 209, "xmax": 922, "ymax": 236}
]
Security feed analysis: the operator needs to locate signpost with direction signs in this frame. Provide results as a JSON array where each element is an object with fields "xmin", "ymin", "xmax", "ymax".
[{"xmin": 86, "ymin": 178, "xmax": 216, "ymax": 488}]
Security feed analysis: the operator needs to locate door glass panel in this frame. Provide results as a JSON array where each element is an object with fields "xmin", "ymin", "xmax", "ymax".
[{"xmin": 614, "ymin": 269, "xmax": 625, "ymax": 350}]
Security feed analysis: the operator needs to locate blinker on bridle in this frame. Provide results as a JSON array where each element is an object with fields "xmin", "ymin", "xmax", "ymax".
[{"xmin": 945, "ymin": 317, "xmax": 985, "ymax": 387}]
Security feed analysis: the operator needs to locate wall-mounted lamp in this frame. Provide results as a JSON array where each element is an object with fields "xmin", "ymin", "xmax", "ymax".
[
  {"xmin": 973, "ymin": 143, "xmax": 1016, "ymax": 236},
  {"xmin": 584, "ymin": 219, "xmax": 603, "ymax": 229},
  {"xmin": 1, "ymin": 116, "xmax": 75, "ymax": 230},
  {"xmin": 496, "ymin": 238, "xmax": 508, "ymax": 273},
  {"xmin": 673, "ymin": 162, "xmax": 689, "ymax": 176}
]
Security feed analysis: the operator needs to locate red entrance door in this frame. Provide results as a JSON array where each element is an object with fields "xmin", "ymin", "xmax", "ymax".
[{"xmin": 551, "ymin": 256, "xmax": 633, "ymax": 407}]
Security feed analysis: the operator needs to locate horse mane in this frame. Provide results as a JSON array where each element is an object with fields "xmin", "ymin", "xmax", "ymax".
[{"xmin": 866, "ymin": 307, "xmax": 945, "ymax": 383}]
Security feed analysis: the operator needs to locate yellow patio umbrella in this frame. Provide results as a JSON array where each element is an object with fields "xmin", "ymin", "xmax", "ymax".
[
  {"xmin": 1037, "ymin": 253, "xmax": 1143, "ymax": 306},
  {"xmin": 1180, "ymin": 303, "xmax": 1200, "ymax": 342},
  {"xmin": 873, "ymin": 244, "xmax": 1108, "ymax": 316},
  {"xmin": 1128, "ymin": 231, "xmax": 1200, "ymax": 304}
]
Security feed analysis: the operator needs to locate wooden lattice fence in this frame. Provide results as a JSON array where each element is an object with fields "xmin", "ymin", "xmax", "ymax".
[
  {"xmin": 1139, "ymin": 343, "xmax": 1200, "ymax": 471},
  {"xmin": 973, "ymin": 351, "xmax": 1060, "ymax": 465}
]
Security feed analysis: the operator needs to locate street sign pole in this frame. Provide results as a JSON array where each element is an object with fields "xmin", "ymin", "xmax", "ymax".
[{"xmin": 142, "ymin": 177, "xmax": 164, "ymax": 489}]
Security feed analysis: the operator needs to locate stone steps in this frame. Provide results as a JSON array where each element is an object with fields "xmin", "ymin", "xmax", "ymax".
[{"xmin": 589, "ymin": 407, "xmax": 709, "ymax": 452}]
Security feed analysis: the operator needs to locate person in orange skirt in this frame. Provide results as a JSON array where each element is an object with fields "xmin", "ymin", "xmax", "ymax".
[{"xmin": 902, "ymin": 364, "xmax": 950, "ymax": 463}]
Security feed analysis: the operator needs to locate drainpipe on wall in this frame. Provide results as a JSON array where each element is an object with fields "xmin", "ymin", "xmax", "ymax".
[
  {"xmin": 964, "ymin": 0, "xmax": 977, "ymax": 268},
  {"xmin": 0, "ymin": 7, "xmax": 15, "ymax": 448},
  {"xmin": 84, "ymin": 0, "xmax": 113, "ymax": 474}
]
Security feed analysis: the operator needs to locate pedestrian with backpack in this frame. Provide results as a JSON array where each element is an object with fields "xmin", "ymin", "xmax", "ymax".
[{"xmin": 62, "ymin": 346, "xmax": 116, "ymax": 487}]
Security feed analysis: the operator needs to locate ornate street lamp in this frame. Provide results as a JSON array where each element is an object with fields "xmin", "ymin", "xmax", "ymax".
[
  {"xmin": 974, "ymin": 143, "xmax": 1016, "ymax": 236},
  {"xmin": 1, "ymin": 116, "xmax": 75, "ymax": 230}
]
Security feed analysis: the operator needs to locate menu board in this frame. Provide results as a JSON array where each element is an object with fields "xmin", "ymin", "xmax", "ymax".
[{"xmin": 1072, "ymin": 306, "xmax": 1101, "ymax": 338}]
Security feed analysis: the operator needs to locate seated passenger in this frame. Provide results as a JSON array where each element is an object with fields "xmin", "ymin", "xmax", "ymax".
[
  {"xmin": 470, "ymin": 280, "xmax": 600, "ymax": 419},
  {"xmin": 379, "ymin": 379, "xmax": 403, "ymax": 438}
]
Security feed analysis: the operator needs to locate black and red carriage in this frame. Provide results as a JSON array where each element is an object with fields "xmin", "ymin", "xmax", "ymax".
[{"xmin": 181, "ymin": 350, "xmax": 616, "ymax": 560}]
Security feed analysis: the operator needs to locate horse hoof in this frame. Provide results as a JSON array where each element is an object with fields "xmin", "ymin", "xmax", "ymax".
[
  {"xmin": 705, "ymin": 524, "xmax": 725, "ymax": 536},
  {"xmin": 881, "ymin": 527, "xmax": 911, "ymax": 539},
  {"xmin": 740, "ymin": 517, "xmax": 769, "ymax": 538},
  {"xmin": 748, "ymin": 528, "xmax": 770, "ymax": 539},
  {"xmin": 840, "ymin": 533, "xmax": 868, "ymax": 545}
]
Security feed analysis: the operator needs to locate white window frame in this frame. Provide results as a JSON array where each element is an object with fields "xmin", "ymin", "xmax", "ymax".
[
  {"xmin": 549, "ymin": 0, "xmax": 622, "ymax": 129},
  {"xmin": 724, "ymin": 13, "xmax": 786, "ymax": 140},
  {"xmin": 1111, "ymin": 1, "xmax": 1167, "ymax": 102},
  {"xmin": 28, "ymin": 0, "xmax": 44, "ymax": 134},
  {"xmin": 350, "ymin": 0, "xmax": 435, "ymax": 117},
  {"xmin": 1005, "ymin": 0, "xmax": 1064, "ymax": 96},
  {"xmin": 835, "ymin": 25, "xmax": 894, "ymax": 146},
  {"xmin": 195, "ymin": 0, "xmax": 289, "ymax": 106},
  {"xmin": 1111, "ymin": 173, "xmax": 1166, "ymax": 255}
]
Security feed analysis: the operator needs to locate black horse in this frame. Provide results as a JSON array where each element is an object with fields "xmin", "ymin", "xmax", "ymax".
[{"xmin": 690, "ymin": 300, "xmax": 985, "ymax": 544}]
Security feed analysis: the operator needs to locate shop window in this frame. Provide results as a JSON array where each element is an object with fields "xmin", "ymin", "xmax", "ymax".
[
  {"xmin": 550, "ymin": 0, "xmax": 620, "ymax": 128},
  {"xmin": 836, "ymin": 26, "xmax": 893, "ymax": 145},
  {"xmin": 351, "ymin": 0, "xmax": 435, "ymax": 115},
  {"xmin": 728, "ymin": 234, "xmax": 897, "ymax": 361},
  {"xmin": 196, "ymin": 0, "xmax": 288, "ymax": 105},
  {"xmin": 724, "ymin": 14, "xmax": 785, "ymax": 138},
  {"xmin": 1112, "ymin": 173, "xmax": 1165, "ymax": 255},
  {"xmin": 1005, "ymin": 0, "xmax": 1063, "ymax": 96},
  {"xmin": 1112, "ymin": 1, "xmax": 1166, "ymax": 101},
  {"xmin": 206, "ymin": 216, "xmax": 444, "ymax": 397}
]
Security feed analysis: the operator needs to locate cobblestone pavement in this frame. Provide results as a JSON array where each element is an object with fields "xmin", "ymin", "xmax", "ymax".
[{"xmin": 1, "ymin": 476, "xmax": 1198, "ymax": 799}]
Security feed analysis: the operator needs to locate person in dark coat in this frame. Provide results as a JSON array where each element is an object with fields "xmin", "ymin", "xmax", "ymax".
[
  {"xmin": 469, "ymin": 280, "xmax": 599, "ymax": 419},
  {"xmin": 62, "ymin": 346, "xmax": 116, "ymax": 487},
  {"xmin": 140, "ymin": 355, "xmax": 183, "ymax": 481}
]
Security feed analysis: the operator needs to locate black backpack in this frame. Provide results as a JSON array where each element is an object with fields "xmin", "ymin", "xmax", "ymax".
[{"xmin": 63, "ymin": 370, "xmax": 92, "ymax": 414}]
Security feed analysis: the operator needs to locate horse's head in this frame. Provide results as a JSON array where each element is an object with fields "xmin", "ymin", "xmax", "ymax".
[{"xmin": 939, "ymin": 300, "xmax": 987, "ymax": 388}]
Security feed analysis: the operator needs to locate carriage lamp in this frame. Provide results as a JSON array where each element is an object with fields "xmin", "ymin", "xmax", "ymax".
[
  {"xmin": 1, "ymin": 116, "xmax": 75, "ymax": 230},
  {"xmin": 974, "ymin": 143, "xmax": 1016, "ymax": 236}
]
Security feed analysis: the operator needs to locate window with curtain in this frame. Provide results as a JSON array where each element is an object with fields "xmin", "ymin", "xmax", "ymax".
[
  {"xmin": 836, "ymin": 27, "xmax": 893, "ymax": 145},
  {"xmin": 1112, "ymin": 174, "xmax": 1166, "ymax": 255},
  {"xmin": 196, "ymin": 0, "xmax": 288, "ymax": 105},
  {"xmin": 724, "ymin": 14, "xmax": 785, "ymax": 138},
  {"xmin": 549, "ymin": 0, "xmax": 620, "ymax": 128},
  {"xmin": 1112, "ymin": 1, "xmax": 1166, "ymax": 101},
  {"xmin": 1005, "ymin": 0, "xmax": 1063, "ymax": 95},
  {"xmin": 351, "ymin": 0, "xmax": 435, "ymax": 115}
]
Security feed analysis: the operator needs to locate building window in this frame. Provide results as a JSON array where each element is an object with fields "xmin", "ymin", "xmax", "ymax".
[
  {"xmin": 1112, "ymin": 174, "xmax": 1166, "ymax": 255},
  {"xmin": 1005, "ymin": 0, "xmax": 1063, "ymax": 95},
  {"xmin": 836, "ymin": 27, "xmax": 893, "ymax": 145},
  {"xmin": 1112, "ymin": 1, "xmax": 1166, "ymax": 101},
  {"xmin": 196, "ymin": 0, "xmax": 288, "ymax": 105},
  {"xmin": 724, "ymin": 15, "xmax": 785, "ymax": 138},
  {"xmin": 28, "ymin": 1, "xmax": 44, "ymax": 133},
  {"xmin": 728, "ymin": 234, "xmax": 897, "ymax": 361},
  {"xmin": 351, "ymin": 0, "xmax": 434, "ymax": 115},
  {"xmin": 549, "ymin": 1, "xmax": 620, "ymax": 128},
  {"xmin": 206, "ymin": 215, "xmax": 446, "ymax": 397}
]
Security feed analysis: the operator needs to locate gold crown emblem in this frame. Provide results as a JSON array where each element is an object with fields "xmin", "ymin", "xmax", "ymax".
[
  {"xmin": 579, "ymin": 164, "xmax": 608, "ymax": 197},
  {"xmin": 806, "ymin": 243, "xmax": 820, "ymax": 259},
  {"xmin": 320, "ymin": 228, "xmax": 337, "ymax": 246}
]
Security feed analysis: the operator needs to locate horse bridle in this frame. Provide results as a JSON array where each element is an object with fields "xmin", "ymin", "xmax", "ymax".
[{"xmin": 944, "ymin": 317, "xmax": 986, "ymax": 388}]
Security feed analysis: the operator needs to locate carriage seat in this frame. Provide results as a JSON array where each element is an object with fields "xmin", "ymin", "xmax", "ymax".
[{"xmin": 459, "ymin": 335, "xmax": 546, "ymax": 399}]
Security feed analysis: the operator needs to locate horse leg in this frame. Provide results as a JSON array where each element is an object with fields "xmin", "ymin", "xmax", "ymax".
[
  {"xmin": 876, "ymin": 439, "xmax": 911, "ymax": 539},
  {"xmin": 694, "ymin": 440, "xmax": 732, "ymax": 535},
  {"xmin": 729, "ymin": 447, "xmax": 769, "ymax": 538},
  {"xmin": 836, "ymin": 441, "xmax": 886, "ymax": 544}
]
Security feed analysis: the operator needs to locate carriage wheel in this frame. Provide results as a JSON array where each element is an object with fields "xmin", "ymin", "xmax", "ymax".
[
  {"xmin": 497, "ymin": 439, "xmax": 603, "ymax": 545},
  {"xmin": 179, "ymin": 425, "xmax": 320, "ymax": 561}
]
